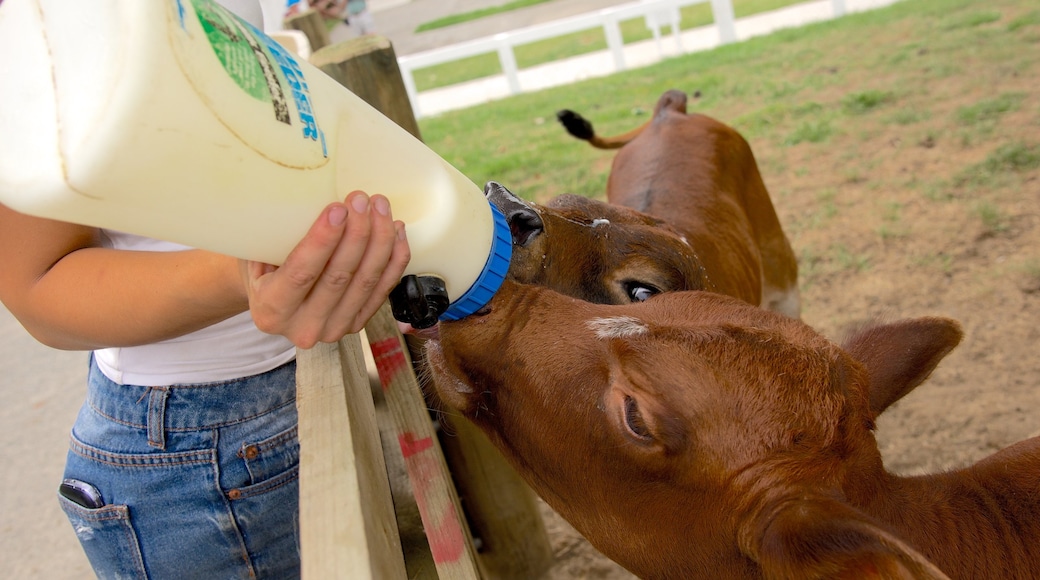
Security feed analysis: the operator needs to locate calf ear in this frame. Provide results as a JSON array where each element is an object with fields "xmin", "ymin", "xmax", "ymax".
[
  {"xmin": 748, "ymin": 495, "xmax": 951, "ymax": 580},
  {"xmin": 841, "ymin": 318, "xmax": 963, "ymax": 419}
]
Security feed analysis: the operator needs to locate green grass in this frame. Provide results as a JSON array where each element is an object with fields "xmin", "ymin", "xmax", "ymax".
[
  {"xmin": 415, "ymin": 0, "xmax": 555, "ymax": 33},
  {"xmin": 956, "ymin": 141, "xmax": 1040, "ymax": 188},
  {"xmin": 412, "ymin": 0, "xmax": 805, "ymax": 92},
  {"xmin": 954, "ymin": 92, "xmax": 1025, "ymax": 125},
  {"xmin": 832, "ymin": 243, "xmax": 871, "ymax": 273},
  {"xmin": 984, "ymin": 142, "xmax": 1040, "ymax": 173},
  {"xmin": 785, "ymin": 120, "xmax": 834, "ymax": 145},
  {"xmin": 911, "ymin": 252, "xmax": 955, "ymax": 275},
  {"xmin": 789, "ymin": 188, "xmax": 838, "ymax": 234},
  {"xmin": 842, "ymin": 90, "xmax": 896, "ymax": 114},
  {"xmin": 416, "ymin": 0, "xmax": 1039, "ymax": 209},
  {"xmin": 878, "ymin": 201, "xmax": 909, "ymax": 240},
  {"xmin": 974, "ymin": 201, "xmax": 1010, "ymax": 235},
  {"xmin": 939, "ymin": 9, "xmax": 1002, "ymax": 30},
  {"xmin": 1007, "ymin": 9, "xmax": 1040, "ymax": 31},
  {"xmin": 795, "ymin": 242, "xmax": 870, "ymax": 288},
  {"xmin": 886, "ymin": 106, "xmax": 930, "ymax": 125},
  {"xmin": 1019, "ymin": 259, "xmax": 1040, "ymax": 285}
]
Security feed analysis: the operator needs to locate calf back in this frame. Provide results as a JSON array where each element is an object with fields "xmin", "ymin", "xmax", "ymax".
[{"xmin": 554, "ymin": 89, "xmax": 799, "ymax": 316}]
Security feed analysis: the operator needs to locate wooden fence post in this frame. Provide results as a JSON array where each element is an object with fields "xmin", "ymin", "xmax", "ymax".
[
  {"xmin": 285, "ymin": 9, "xmax": 331, "ymax": 52},
  {"xmin": 296, "ymin": 335, "xmax": 407, "ymax": 579},
  {"xmin": 311, "ymin": 35, "xmax": 555, "ymax": 579},
  {"xmin": 365, "ymin": 305, "xmax": 483, "ymax": 579}
]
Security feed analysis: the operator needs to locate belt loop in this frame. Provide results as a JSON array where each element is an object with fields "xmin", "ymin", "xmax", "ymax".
[{"xmin": 147, "ymin": 387, "xmax": 170, "ymax": 450}]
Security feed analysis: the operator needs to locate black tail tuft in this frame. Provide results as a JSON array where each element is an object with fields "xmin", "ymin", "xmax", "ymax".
[{"xmin": 556, "ymin": 109, "xmax": 595, "ymax": 141}]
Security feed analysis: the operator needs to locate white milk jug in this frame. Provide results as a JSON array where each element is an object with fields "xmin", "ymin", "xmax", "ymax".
[{"xmin": 0, "ymin": 0, "xmax": 511, "ymax": 328}]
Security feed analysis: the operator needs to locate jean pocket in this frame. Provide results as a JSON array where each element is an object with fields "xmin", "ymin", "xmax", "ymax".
[
  {"xmin": 234, "ymin": 423, "xmax": 299, "ymax": 499},
  {"xmin": 58, "ymin": 493, "xmax": 147, "ymax": 580},
  {"xmin": 226, "ymin": 425, "xmax": 302, "ymax": 578}
]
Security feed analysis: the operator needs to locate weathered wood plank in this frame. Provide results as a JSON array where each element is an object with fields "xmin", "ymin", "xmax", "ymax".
[
  {"xmin": 366, "ymin": 305, "xmax": 484, "ymax": 579},
  {"xmin": 296, "ymin": 336, "xmax": 407, "ymax": 579},
  {"xmin": 285, "ymin": 9, "xmax": 330, "ymax": 53}
]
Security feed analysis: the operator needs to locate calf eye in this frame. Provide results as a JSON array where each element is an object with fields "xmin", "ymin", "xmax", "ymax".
[
  {"xmin": 624, "ymin": 282, "xmax": 660, "ymax": 302},
  {"xmin": 623, "ymin": 395, "xmax": 653, "ymax": 440}
]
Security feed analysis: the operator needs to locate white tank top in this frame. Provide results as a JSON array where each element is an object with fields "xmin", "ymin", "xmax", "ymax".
[{"xmin": 93, "ymin": 231, "xmax": 296, "ymax": 386}]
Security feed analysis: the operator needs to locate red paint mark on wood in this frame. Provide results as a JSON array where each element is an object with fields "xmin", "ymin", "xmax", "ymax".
[
  {"xmin": 403, "ymin": 437, "xmax": 467, "ymax": 564},
  {"xmin": 399, "ymin": 432, "xmax": 434, "ymax": 459},
  {"xmin": 427, "ymin": 501, "xmax": 466, "ymax": 564},
  {"xmin": 369, "ymin": 337, "xmax": 408, "ymax": 390}
]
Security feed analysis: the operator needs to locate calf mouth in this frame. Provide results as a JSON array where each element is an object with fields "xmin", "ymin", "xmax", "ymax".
[
  {"xmin": 422, "ymin": 338, "xmax": 480, "ymax": 414},
  {"xmin": 399, "ymin": 320, "xmax": 440, "ymax": 341}
]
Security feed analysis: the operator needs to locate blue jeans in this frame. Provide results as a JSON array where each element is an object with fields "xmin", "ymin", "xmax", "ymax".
[{"xmin": 59, "ymin": 356, "xmax": 301, "ymax": 579}]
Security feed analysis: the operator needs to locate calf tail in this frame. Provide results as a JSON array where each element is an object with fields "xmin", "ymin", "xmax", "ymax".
[
  {"xmin": 556, "ymin": 109, "xmax": 649, "ymax": 150},
  {"xmin": 556, "ymin": 89, "xmax": 688, "ymax": 150}
]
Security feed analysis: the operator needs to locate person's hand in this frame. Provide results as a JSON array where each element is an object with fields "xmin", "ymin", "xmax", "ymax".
[{"xmin": 242, "ymin": 190, "xmax": 410, "ymax": 348}]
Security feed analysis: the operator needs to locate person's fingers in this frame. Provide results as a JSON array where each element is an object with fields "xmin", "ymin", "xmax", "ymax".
[
  {"xmin": 348, "ymin": 220, "xmax": 410, "ymax": 334},
  {"xmin": 293, "ymin": 191, "xmax": 376, "ymax": 339},
  {"xmin": 243, "ymin": 192, "xmax": 411, "ymax": 347},
  {"xmin": 243, "ymin": 259, "xmax": 276, "ymax": 283},
  {"xmin": 320, "ymin": 194, "xmax": 404, "ymax": 337},
  {"xmin": 339, "ymin": 209, "xmax": 410, "ymax": 335},
  {"xmin": 247, "ymin": 202, "xmax": 348, "ymax": 337}
]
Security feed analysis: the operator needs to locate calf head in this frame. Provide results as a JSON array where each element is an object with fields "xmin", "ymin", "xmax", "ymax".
[
  {"xmin": 427, "ymin": 281, "xmax": 959, "ymax": 579},
  {"xmin": 486, "ymin": 181, "xmax": 707, "ymax": 305}
]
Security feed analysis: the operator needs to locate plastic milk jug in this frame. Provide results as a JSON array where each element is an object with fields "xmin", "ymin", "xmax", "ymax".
[{"xmin": 0, "ymin": 0, "xmax": 511, "ymax": 328}]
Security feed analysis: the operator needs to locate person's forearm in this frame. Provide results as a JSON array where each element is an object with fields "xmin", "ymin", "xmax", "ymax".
[
  {"xmin": 16, "ymin": 247, "xmax": 248, "ymax": 350},
  {"xmin": 2, "ymin": 191, "xmax": 408, "ymax": 351}
]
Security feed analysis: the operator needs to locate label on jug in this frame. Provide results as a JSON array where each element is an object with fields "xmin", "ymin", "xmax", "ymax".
[{"xmin": 170, "ymin": 0, "xmax": 329, "ymax": 168}]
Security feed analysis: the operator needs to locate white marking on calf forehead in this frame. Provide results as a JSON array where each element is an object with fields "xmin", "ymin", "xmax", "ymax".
[
  {"xmin": 587, "ymin": 316, "xmax": 649, "ymax": 339},
  {"xmin": 591, "ymin": 218, "xmax": 610, "ymax": 227}
]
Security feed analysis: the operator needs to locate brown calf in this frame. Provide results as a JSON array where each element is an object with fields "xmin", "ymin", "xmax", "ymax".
[
  {"xmin": 427, "ymin": 280, "xmax": 1040, "ymax": 579},
  {"xmin": 484, "ymin": 89, "xmax": 798, "ymax": 316},
  {"xmin": 556, "ymin": 88, "xmax": 799, "ymax": 316}
]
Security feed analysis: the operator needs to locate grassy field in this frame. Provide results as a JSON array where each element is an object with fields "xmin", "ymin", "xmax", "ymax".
[
  {"xmin": 417, "ymin": 0, "xmax": 1039, "ymax": 296},
  {"xmin": 413, "ymin": 0, "xmax": 806, "ymax": 91},
  {"xmin": 415, "ymin": 0, "xmax": 555, "ymax": 33}
]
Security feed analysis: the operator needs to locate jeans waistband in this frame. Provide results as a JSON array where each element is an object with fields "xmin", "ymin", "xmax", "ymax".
[{"xmin": 87, "ymin": 356, "xmax": 297, "ymax": 433}]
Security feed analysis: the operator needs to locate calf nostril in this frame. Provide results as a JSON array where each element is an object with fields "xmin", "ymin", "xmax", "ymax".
[
  {"xmin": 484, "ymin": 181, "xmax": 513, "ymax": 202},
  {"xmin": 509, "ymin": 210, "xmax": 544, "ymax": 247}
]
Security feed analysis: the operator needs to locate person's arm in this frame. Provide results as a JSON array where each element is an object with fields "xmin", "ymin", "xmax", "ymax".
[{"xmin": 0, "ymin": 191, "xmax": 409, "ymax": 350}]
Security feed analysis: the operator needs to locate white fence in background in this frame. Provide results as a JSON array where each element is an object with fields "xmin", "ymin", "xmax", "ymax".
[{"xmin": 396, "ymin": 0, "xmax": 846, "ymax": 117}]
